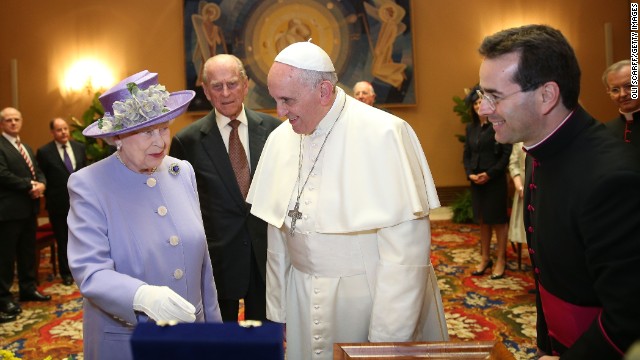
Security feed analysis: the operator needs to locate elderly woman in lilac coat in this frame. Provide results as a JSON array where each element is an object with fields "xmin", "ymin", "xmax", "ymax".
[{"xmin": 67, "ymin": 71, "xmax": 222, "ymax": 360}]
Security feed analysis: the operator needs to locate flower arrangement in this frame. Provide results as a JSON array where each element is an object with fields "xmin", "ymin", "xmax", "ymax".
[{"xmin": 98, "ymin": 82, "xmax": 170, "ymax": 133}]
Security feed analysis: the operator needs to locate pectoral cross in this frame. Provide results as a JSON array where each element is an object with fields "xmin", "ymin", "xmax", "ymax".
[{"xmin": 287, "ymin": 201, "xmax": 303, "ymax": 235}]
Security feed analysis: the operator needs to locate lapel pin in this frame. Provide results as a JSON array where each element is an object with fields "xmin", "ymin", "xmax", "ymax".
[{"xmin": 169, "ymin": 163, "xmax": 180, "ymax": 176}]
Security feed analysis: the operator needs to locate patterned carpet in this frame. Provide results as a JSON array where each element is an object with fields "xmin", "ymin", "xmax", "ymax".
[
  {"xmin": 431, "ymin": 220, "xmax": 537, "ymax": 360},
  {"xmin": 0, "ymin": 274, "xmax": 83, "ymax": 359},
  {"xmin": 0, "ymin": 220, "xmax": 537, "ymax": 360}
]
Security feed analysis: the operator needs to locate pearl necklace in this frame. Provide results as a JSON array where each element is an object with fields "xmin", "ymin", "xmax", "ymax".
[{"xmin": 115, "ymin": 152, "xmax": 157, "ymax": 175}]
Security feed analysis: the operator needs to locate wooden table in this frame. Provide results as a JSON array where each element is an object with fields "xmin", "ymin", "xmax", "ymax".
[{"xmin": 334, "ymin": 341, "xmax": 516, "ymax": 359}]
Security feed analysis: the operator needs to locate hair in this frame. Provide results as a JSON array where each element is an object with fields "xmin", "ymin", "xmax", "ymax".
[
  {"xmin": 296, "ymin": 68, "xmax": 338, "ymax": 90},
  {"xmin": 478, "ymin": 24, "xmax": 581, "ymax": 109},
  {"xmin": 49, "ymin": 117, "xmax": 67, "ymax": 130},
  {"xmin": 465, "ymin": 84, "xmax": 482, "ymax": 124},
  {"xmin": 601, "ymin": 59, "xmax": 631, "ymax": 87},
  {"xmin": 0, "ymin": 107, "xmax": 21, "ymax": 121},
  {"xmin": 202, "ymin": 54, "xmax": 248, "ymax": 83},
  {"xmin": 354, "ymin": 81, "xmax": 375, "ymax": 95}
]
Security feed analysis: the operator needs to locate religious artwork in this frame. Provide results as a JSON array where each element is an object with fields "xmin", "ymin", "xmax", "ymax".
[
  {"xmin": 190, "ymin": 2, "xmax": 227, "ymax": 87},
  {"xmin": 183, "ymin": 0, "xmax": 415, "ymax": 111}
]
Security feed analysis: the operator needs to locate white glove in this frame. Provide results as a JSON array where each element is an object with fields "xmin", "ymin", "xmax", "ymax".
[{"xmin": 133, "ymin": 285, "xmax": 196, "ymax": 323}]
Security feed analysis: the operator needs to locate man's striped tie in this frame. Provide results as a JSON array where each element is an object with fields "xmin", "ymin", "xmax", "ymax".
[{"xmin": 15, "ymin": 139, "xmax": 35, "ymax": 179}]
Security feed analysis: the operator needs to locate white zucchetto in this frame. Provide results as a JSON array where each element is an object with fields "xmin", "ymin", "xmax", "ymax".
[{"xmin": 274, "ymin": 40, "xmax": 335, "ymax": 72}]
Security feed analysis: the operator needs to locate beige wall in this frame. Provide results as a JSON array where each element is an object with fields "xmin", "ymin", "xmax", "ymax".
[{"xmin": 0, "ymin": 0, "xmax": 630, "ymax": 187}]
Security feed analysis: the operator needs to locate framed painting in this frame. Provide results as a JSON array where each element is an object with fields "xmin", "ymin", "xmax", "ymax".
[{"xmin": 183, "ymin": 0, "xmax": 416, "ymax": 112}]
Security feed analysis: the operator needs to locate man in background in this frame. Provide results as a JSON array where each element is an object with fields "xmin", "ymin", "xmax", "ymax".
[
  {"xmin": 36, "ymin": 117, "xmax": 87, "ymax": 286},
  {"xmin": 170, "ymin": 54, "xmax": 281, "ymax": 322},
  {"xmin": 353, "ymin": 80, "xmax": 376, "ymax": 106},
  {"xmin": 0, "ymin": 107, "xmax": 51, "ymax": 323},
  {"xmin": 248, "ymin": 41, "xmax": 448, "ymax": 360},
  {"xmin": 602, "ymin": 59, "xmax": 640, "ymax": 158},
  {"xmin": 477, "ymin": 25, "xmax": 640, "ymax": 358}
]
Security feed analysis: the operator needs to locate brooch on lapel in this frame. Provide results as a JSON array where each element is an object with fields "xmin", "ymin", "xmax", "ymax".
[{"xmin": 169, "ymin": 163, "xmax": 180, "ymax": 176}]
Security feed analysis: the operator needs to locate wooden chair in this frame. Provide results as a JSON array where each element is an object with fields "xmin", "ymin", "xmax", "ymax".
[{"xmin": 36, "ymin": 222, "xmax": 57, "ymax": 283}]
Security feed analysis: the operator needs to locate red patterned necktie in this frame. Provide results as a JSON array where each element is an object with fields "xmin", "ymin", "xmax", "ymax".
[
  {"xmin": 228, "ymin": 120, "xmax": 250, "ymax": 198},
  {"xmin": 15, "ymin": 139, "xmax": 36, "ymax": 179}
]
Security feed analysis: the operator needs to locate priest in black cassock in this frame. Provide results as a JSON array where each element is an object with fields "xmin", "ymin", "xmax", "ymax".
[
  {"xmin": 477, "ymin": 25, "xmax": 640, "ymax": 359},
  {"xmin": 602, "ymin": 59, "xmax": 640, "ymax": 160}
]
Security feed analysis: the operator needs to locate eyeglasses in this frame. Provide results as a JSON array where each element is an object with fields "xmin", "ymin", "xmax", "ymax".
[
  {"xmin": 476, "ymin": 89, "xmax": 524, "ymax": 112},
  {"xmin": 607, "ymin": 83, "xmax": 633, "ymax": 96}
]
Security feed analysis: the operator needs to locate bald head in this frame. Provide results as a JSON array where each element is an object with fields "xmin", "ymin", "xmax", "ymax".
[
  {"xmin": 602, "ymin": 60, "xmax": 640, "ymax": 113},
  {"xmin": 50, "ymin": 117, "xmax": 71, "ymax": 144},
  {"xmin": 0, "ymin": 107, "xmax": 21, "ymax": 120},
  {"xmin": 0, "ymin": 107, "xmax": 23, "ymax": 137},
  {"xmin": 353, "ymin": 81, "xmax": 376, "ymax": 106},
  {"xmin": 201, "ymin": 54, "xmax": 250, "ymax": 119},
  {"xmin": 202, "ymin": 54, "xmax": 247, "ymax": 84}
]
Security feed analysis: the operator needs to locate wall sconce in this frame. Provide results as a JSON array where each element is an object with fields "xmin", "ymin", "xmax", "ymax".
[{"xmin": 62, "ymin": 59, "xmax": 115, "ymax": 97}]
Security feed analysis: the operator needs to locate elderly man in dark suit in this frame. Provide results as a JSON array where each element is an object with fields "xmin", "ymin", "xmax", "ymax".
[
  {"xmin": 0, "ymin": 107, "xmax": 51, "ymax": 323},
  {"xmin": 36, "ymin": 117, "xmax": 87, "ymax": 286},
  {"xmin": 170, "ymin": 54, "xmax": 281, "ymax": 322}
]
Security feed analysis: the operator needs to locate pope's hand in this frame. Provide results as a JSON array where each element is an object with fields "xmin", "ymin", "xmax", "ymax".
[{"xmin": 133, "ymin": 285, "xmax": 196, "ymax": 323}]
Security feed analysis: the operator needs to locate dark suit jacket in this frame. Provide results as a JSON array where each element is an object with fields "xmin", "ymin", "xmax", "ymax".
[
  {"xmin": 0, "ymin": 136, "xmax": 46, "ymax": 221},
  {"xmin": 36, "ymin": 140, "xmax": 87, "ymax": 216},
  {"xmin": 524, "ymin": 107, "xmax": 640, "ymax": 358},
  {"xmin": 169, "ymin": 109, "xmax": 281, "ymax": 299},
  {"xmin": 462, "ymin": 121, "xmax": 512, "ymax": 179}
]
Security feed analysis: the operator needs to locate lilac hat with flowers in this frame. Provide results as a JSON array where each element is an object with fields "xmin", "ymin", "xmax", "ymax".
[{"xmin": 83, "ymin": 70, "xmax": 195, "ymax": 138}]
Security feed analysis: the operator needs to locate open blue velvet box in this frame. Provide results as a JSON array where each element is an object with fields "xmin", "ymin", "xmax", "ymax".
[{"xmin": 130, "ymin": 322, "xmax": 284, "ymax": 359}]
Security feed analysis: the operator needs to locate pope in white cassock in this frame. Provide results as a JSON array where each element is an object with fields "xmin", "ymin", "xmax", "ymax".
[{"xmin": 247, "ymin": 41, "xmax": 449, "ymax": 359}]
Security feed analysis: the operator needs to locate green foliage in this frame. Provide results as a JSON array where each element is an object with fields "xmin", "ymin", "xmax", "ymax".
[
  {"xmin": 451, "ymin": 189, "xmax": 474, "ymax": 224},
  {"xmin": 452, "ymin": 94, "xmax": 472, "ymax": 143},
  {"xmin": 69, "ymin": 92, "xmax": 112, "ymax": 164},
  {"xmin": 452, "ymin": 89, "xmax": 474, "ymax": 222}
]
